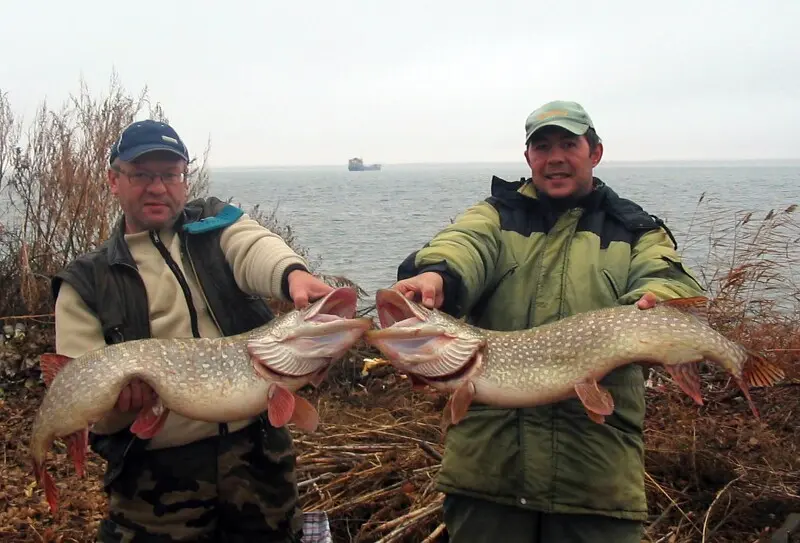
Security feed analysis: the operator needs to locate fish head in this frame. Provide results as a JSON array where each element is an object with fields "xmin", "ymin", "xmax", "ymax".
[
  {"xmin": 364, "ymin": 288, "xmax": 485, "ymax": 388},
  {"xmin": 248, "ymin": 286, "xmax": 373, "ymax": 388}
]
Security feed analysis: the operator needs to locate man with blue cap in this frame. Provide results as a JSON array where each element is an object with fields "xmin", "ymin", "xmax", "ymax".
[{"xmin": 51, "ymin": 119, "xmax": 331, "ymax": 541}]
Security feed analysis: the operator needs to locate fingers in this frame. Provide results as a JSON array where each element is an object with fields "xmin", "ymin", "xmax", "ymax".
[
  {"xmin": 116, "ymin": 379, "xmax": 157, "ymax": 411},
  {"xmin": 293, "ymin": 291, "xmax": 310, "ymax": 309},
  {"xmin": 289, "ymin": 273, "xmax": 333, "ymax": 309},
  {"xmin": 421, "ymin": 283, "xmax": 436, "ymax": 309},
  {"xmin": 116, "ymin": 383, "xmax": 131, "ymax": 411},
  {"xmin": 393, "ymin": 273, "xmax": 444, "ymax": 309},
  {"xmin": 129, "ymin": 379, "xmax": 144, "ymax": 410},
  {"xmin": 636, "ymin": 292, "xmax": 658, "ymax": 309}
]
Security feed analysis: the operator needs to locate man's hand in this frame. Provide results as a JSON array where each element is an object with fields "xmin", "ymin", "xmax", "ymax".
[
  {"xmin": 391, "ymin": 271, "xmax": 444, "ymax": 309},
  {"xmin": 288, "ymin": 269, "xmax": 334, "ymax": 309},
  {"xmin": 116, "ymin": 378, "xmax": 157, "ymax": 412},
  {"xmin": 635, "ymin": 292, "xmax": 658, "ymax": 310}
]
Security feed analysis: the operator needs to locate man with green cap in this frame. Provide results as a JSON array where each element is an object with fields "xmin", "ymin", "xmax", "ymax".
[{"xmin": 390, "ymin": 100, "xmax": 705, "ymax": 542}]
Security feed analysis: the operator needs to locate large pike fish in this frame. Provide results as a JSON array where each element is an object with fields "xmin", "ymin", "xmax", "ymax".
[
  {"xmin": 364, "ymin": 289, "xmax": 785, "ymax": 429},
  {"xmin": 31, "ymin": 286, "xmax": 372, "ymax": 514}
]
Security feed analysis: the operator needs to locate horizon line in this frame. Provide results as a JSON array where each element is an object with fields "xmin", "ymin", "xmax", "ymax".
[{"xmin": 206, "ymin": 157, "xmax": 800, "ymax": 170}]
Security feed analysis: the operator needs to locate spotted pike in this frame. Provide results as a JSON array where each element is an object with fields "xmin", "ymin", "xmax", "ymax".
[
  {"xmin": 364, "ymin": 288, "xmax": 785, "ymax": 430},
  {"xmin": 31, "ymin": 286, "xmax": 372, "ymax": 514}
]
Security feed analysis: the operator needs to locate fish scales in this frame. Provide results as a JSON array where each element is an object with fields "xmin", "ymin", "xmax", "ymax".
[
  {"xmin": 477, "ymin": 304, "xmax": 747, "ymax": 396},
  {"xmin": 32, "ymin": 335, "xmax": 268, "ymax": 449},
  {"xmin": 30, "ymin": 287, "xmax": 374, "ymax": 515},
  {"xmin": 364, "ymin": 289, "xmax": 785, "ymax": 428}
]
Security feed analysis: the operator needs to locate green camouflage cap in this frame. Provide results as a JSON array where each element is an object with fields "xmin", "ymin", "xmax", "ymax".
[{"xmin": 525, "ymin": 100, "xmax": 594, "ymax": 143}]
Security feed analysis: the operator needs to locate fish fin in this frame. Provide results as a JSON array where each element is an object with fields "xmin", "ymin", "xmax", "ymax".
[
  {"xmin": 660, "ymin": 296, "xmax": 710, "ymax": 322},
  {"xmin": 64, "ymin": 428, "xmax": 89, "ymax": 477},
  {"xmin": 408, "ymin": 374, "xmax": 430, "ymax": 391},
  {"xmin": 39, "ymin": 353, "xmax": 72, "ymax": 386},
  {"xmin": 308, "ymin": 367, "xmax": 330, "ymax": 388},
  {"xmin": 664, "ymin": 362, "xmax": 704, "ymax": 406},
  {"xmin": 289, "ymin": 394, "xmax": 320, "ymax": 432},
  {"xmin": 33, "ymin": 461, "xmax": 58, "ymax": 514},
  {"xmin": 742, "ymin": 350, "xmax": 785, "ymax": 388},
  {"xmin": 735, "ymin": 378, "xmax": 761, "ymax": 420},
  {"xmin": 449, "ymin": 381, "xmax": 475, "ymax": 426},
  {"xmin": 574, "ymin": 379, "xmax": 615, "ymax": 419},
  {"xmin": 440, "ymin": 395, "xmax": 454, "ymax": 432},
  {"xmin": 130, "ymin": 400, "xmax": 169, "ymax": 439},
  {"xmin": 267, "ymin": 384, "xmax": 296, "ymax": 428},
  {"xmin": 733, "ymin": 351, "xmax": 786, "ymax": 420},
  {"xmin": 586, "ymin": 411, "xmax": 606, "ymax": 424}
]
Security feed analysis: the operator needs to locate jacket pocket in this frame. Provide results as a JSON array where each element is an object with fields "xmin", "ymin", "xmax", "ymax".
[
  {"xmin": 601, "ymin": 268, "xmax": 621, "ymax": 300},
  {"xmin": 660, "ymin": 254, "xmax": 706, "ymax": 292}
]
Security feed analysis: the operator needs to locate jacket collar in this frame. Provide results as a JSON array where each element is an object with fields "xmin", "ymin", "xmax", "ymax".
[
  {"xmin": 105, "ymin": 208, "xmax": 195, "ymax": 267},
  {"xmin": 490, "ymin": 175, "xmax": 608, "ymax": 212}
]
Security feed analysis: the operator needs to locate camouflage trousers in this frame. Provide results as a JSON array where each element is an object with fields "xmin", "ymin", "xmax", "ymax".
[{"xmin": 96, "ymin": 417, "xmax": 304, "ymax": 542}]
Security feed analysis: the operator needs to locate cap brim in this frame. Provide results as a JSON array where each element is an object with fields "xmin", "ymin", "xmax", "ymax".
[
  {"xmin": 116, "ymin": 144, "xmax": 189, "ymax": 163},
  {"xmin": 526, "ymin": 119, "xmax": 589, "ymax": 142}
]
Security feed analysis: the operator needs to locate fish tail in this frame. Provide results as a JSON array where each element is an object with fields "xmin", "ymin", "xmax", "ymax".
[
  {"xmin": 735, "ymin": 350, "xmax": 786, "ymax": 420},
  {"xmin": 32, "ymin": 460, "xmax": 58, "ymax": 514},
  {"xmin": 742, "ymin": 349, "xmax": 785, "ymax": 388}
]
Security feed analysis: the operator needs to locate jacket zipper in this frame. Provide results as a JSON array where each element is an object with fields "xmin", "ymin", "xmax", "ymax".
[
  {"xmin": 177, "ymin": 232, "xmax": 232, "ymax": 437},
  {"xmin": 150, "ymin": 231, "xmax": 201, "ymax": 338},
  {"xmin": 110, "ymin": 262, "xmax": 153, "ymax": 341},
  {"xmin": 180, "ymin": 232, "xmax": 224, "ymax": 335}
]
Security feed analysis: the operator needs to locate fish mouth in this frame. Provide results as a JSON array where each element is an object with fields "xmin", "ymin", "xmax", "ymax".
[
  {"xmin": 250, "ymin": 287, "xmax": 373, "ymax": 383},
  {"xmin": 373, "ymin": 288, "xmax": 431, "ymax": 328},
  {"xmin": 364, "ymin": 288, "xmax": 483, "ymax": 380}
]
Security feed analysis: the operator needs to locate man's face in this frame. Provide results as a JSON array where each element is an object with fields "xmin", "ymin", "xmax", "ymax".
[
  {"xmin": 108, "ymin": 152, "xmax": 188, "ymax": 234},
  {"xmin": 524, "ymin": 126, "xmax": 603, "ymax": 199}
]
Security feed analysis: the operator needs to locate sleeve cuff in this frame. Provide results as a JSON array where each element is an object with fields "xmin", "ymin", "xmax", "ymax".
[{"xmin": 280, "ymin": 263, "xmax": 310, "ymax": 301}]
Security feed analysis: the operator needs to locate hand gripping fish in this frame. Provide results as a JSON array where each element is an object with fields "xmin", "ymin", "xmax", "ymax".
[
  {"xmin": 30, "ymin": 286, "xmax": 372, "ymax": 514},
  {"xmin": 364, "ymin": 289, "xmax": 785, "ymax": 430}
]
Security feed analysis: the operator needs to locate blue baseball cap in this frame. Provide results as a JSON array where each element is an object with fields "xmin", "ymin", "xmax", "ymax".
[{"xmin": 109, "ymin": 119, "xmax": 190, "ymax": 165}]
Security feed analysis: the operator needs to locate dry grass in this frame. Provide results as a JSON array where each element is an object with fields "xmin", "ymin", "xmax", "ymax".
[
  {"xmin": 0, "ymin": 73, "xmax": 212, "ymax": 320},
  {"xmin": 1, "ymin": 350, "xmax": 797, "ymax": 543},
  {"xmin": 1, "ymin": 79, "xmax": 798, "ymax": 542}
]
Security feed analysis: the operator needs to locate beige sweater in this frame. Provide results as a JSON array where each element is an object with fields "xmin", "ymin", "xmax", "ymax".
[{"xmin": 54, "ymin": 213, "xmax": 309, "ymax": 449}]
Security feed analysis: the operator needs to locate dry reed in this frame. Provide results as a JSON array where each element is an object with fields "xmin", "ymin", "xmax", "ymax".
[{"xmin": 0, "ymin": 79, "xmax": 798, "ymax": 542}]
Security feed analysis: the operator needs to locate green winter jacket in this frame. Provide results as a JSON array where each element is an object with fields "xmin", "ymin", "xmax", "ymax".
[{"xmin": 397, "ymin": 176, "xmax": 706, "ymax": 521}]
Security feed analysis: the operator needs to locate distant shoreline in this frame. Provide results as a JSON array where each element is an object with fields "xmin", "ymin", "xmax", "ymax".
[{"xmin": 208, "ymin": 158, "xmax": 800, "ymax": 172}]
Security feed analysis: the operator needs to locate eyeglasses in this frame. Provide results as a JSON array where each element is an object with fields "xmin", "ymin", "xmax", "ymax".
[{"xmin": 112, "ymin": 166, "xmax": 187, "ymax": 186}]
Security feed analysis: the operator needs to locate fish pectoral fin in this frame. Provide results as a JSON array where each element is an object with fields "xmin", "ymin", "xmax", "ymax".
[
  {"xmin": 586, "ymin": 411, "xmax": 606, "ymax": 424},
  {"xmin": 130, "ymin": 400, "xmax": 170, "ymax": 439},
  {"xmin": 664, "ymin": 362, "xmax": 704, "ymax": 406},
  {"xmin": 64, "ymin": 428, "xmax": 89, "ymax": 478},
  {"xmin": 448, "ymin": 381, "xmax": 476, "ymax": 426},
  {"xmin": 289, "ymin": 394, "xmax": 320, "ymax": 433},
  {"xmin": 39, "ymin": 353, "xmax": 73, "ymax": 387},
  {"xmin": 267, "ymin": 384, "xmax": 297, "ymax": 429},
  {"xmin": 574, "ymin": 379, "xmax": 614, "ymax": 422}
]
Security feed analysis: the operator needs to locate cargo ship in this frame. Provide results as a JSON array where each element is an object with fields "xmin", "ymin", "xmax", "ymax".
[{"xmin": 348, "ymin": 157, "xmax": 381, "ymax": 171}]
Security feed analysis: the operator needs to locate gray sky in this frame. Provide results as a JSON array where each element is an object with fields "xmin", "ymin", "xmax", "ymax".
[{"xmin": 2, "ymin": 0, "xmax": 799, "ymax": 167}]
